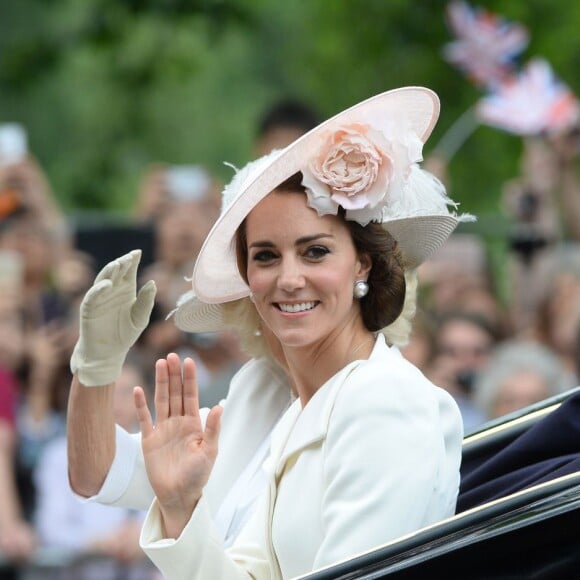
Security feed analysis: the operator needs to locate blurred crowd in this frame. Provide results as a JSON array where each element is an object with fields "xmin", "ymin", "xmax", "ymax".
[{"xmin": 0, "ymin": 101, "xmax": 579, "ymax": 578}]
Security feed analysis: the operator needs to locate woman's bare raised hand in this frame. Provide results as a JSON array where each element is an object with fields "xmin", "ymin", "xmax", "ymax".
[{"xmin": 134, "ymin": 353, "xmax": 222, "ymax": 538}]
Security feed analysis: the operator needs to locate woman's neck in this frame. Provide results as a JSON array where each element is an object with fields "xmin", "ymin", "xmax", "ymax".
[{"xmin": 283, "ymin": 327, "xmax": 376, "ymax": 407}]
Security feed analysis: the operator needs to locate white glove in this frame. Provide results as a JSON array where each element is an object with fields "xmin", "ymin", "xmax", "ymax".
[{"xmin": 70, "ymin": 249, "xmax": 156, "ymax": 387}]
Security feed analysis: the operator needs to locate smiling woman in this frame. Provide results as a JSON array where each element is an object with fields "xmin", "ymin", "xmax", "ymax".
[
  {"xmin": 67, "ymin": 87, "xmax": 475, "ymax": 580},
  {"xmin": 127, "ymin": 87, "xmax": 476, "ymax": 579}
]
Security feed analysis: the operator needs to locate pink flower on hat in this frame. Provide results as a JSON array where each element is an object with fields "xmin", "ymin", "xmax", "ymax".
[{"xmin": 302, "ymin": 122, "xmax": 423, "ymax": 225}]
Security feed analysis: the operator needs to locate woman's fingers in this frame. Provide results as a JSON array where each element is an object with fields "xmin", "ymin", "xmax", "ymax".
[
  {"xmin": 134, "ymin": 386, "xmax": 154, "ymax": 438},
  {"xmin": 182, "ymin": 357, "xmax": 200, "ymax": 418},
  {"xmin": 204, "ymin": 405, "xmax": 223, "ymax": 455},
  {"xmin": 154, "ymin": 358, "xmax": 170, "ymax": 422},
  {"xmin": 151, "ymin": 354, "xmax": 203, "ymax": 426},
  {"xmin": 167, "ymin": 353, "xmax": 183, "ymax": 416}
]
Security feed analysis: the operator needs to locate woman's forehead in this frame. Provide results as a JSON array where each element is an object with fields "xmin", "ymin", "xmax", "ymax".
[{"xmin": 246, "ymin": 190, "xmax": 344, "ymax": 238}]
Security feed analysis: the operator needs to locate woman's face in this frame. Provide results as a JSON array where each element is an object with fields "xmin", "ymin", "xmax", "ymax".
[{"xmin": 245, "ymin": 190, "xmax": 370, "ymax": 350}]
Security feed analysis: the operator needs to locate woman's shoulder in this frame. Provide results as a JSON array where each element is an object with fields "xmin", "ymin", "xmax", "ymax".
[
  {"xmin": 337, "ymin": 344, "xmax": 460, "ymax": 421},
  {"xmin": 353, "ymin": 342, "xmax": 433, "ymax": 391}
]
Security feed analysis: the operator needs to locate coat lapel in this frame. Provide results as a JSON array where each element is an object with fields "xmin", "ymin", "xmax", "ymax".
[
  {"xmin": 271, "ymin": 361, "xmax": 361, "ymax": 477},
  {"xmin": 270, "ymin": 334, "xmax": 396, "ymax": 476},
  {"xmin": 206, "ymin": 357, "xmax": 292, "ymax": 512}
]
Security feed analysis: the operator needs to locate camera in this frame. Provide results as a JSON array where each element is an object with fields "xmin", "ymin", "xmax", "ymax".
[
  {"xmin": 0, "ymin": 123, "xmax": 27, "ymax": 167},
  {"xmin": 165, "ymin": 165, "xmax": 212, "ymax": 202},
  {"xmin": 515, "ymin": 188, "xmax": 540, "ymax": 223},
  {"xmin": 0, "ymin": 124, "xmax": 28, "ymax": 218},
  {"xmin": 508, "ymin": 228, "xmax": 549, "ymax": 264}
]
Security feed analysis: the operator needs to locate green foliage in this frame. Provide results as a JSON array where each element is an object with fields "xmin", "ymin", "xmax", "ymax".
[{"xmin": 0, "ymin": 0, "xmax": 578, "ymax": 219}]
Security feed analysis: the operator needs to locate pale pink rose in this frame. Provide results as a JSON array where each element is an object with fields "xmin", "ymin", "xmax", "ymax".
[
  {"xmin": 302, "ymin": 122, "xmax": 425, "ymax": 225},
  {"xmin": 304, "ymin": 124, "xmax": 394, "ymax": 213}
]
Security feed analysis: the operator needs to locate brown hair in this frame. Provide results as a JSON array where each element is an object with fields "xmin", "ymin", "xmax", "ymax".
[{"xmin": 235, "ymin": 172, "xmax": 406, "ymax": 332}]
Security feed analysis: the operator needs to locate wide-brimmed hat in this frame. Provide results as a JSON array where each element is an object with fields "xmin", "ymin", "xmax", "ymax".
[
  {"xmin": 171, "ymin": 289, "xmax": 226, "ymax": 332},
  {"xmin": 174, "ymin": 86, "xmax": 474, "ymax": 331}
]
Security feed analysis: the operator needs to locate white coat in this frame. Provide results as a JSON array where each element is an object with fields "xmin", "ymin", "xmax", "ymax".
[{"xmin": 140, "ymin": 334, "xmax": 463, "ymax": 579}]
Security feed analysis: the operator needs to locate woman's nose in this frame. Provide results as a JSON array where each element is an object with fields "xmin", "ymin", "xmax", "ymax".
[{"xmin": 277, "ymin": 259, "xmax": 305, "ymax": 292}]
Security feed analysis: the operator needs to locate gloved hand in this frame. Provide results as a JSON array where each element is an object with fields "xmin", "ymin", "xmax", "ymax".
[{"xmin": 70, "ymin": 250, "xmax": 156, "ymax": 387}]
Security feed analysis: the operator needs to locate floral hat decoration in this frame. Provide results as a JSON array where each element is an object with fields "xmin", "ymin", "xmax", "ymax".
[{"xmin": 173, "ymin": 86, "xmax": 474, "ymax": 331}]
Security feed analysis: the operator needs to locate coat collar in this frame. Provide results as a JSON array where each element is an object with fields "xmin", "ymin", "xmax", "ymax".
[
  {"xmin": 207, "ymin": 356, "xmax": 293, "ymax": 511},
  {"xmin": 270, "ymin": 334, "xmax": 400, "ymax": 475}
]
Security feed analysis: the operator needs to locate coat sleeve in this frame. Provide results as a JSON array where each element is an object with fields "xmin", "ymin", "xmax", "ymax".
[
  {"xmin": 313, "ymin": 361, "xmax": 462, "ymax": 571},
  {"xmin": 140, "ymin": 493, "xmax": 274, "ymax": 580},
  {"xmin": 85, "ymin": 426, "xmax": 151, "ymax": 510}
]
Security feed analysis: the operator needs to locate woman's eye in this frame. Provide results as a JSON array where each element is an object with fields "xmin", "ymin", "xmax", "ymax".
[
  {"xmin": 252, "ymin": 250, "xmax": 277, "ymax": 263},
  {"xmin": 305, "ymin": 246, "xmax": 330, "ymax": 260}
]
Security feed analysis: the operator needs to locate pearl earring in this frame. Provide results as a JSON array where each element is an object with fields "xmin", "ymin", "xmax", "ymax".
[
  {"xmin": 254, "ymin": 328, "xmax": 262, "ymax": 337},
  {"xmin": 353, "ymin": 280, "xmax": 369, "ymax": 299}
]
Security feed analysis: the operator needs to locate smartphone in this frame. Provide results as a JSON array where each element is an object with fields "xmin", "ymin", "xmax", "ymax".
[
  {"xmin": 165, "ymin": 165, "xmax": 212, "ymax": 202},
  {"xmin": 0, "ymin": 123, "xmax": 27, "ymax": 167},
  {"xmin": 0, "ymin": 250, "xmax": 23, "ymax": 304}
]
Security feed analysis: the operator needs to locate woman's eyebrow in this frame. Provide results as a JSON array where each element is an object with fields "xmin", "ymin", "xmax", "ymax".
[
  {"xmin": 248, "ymin": 240, "xmax": 275, "ymax": 249},
  {"xmin": 295, "ymin": 233, "xmax": 333, "ymax": 245},
  {"xmin": 249, "ymin": 233, "xmax": 333, "ymax": 249}
]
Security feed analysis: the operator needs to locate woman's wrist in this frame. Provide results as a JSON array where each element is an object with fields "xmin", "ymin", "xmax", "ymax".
[{"xmin": 158, "ymin": 496, "xmax": 201, "ymax": 539}]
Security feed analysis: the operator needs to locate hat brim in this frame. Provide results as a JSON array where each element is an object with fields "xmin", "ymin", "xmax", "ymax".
[
  {"xmin": 173, "ymin": 291, "xmax": 226, "ymax": 333},
  {"xmin": 193, "ymin": 87, "xmax": 441, "ymax": 304},
  {"xmin": 384, "ymin": 215, "xmax": 460, "ymax": 269}
]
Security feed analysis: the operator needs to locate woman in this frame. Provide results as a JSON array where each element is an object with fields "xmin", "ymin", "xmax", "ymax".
[{"xmin": 135, "ymin": 87, "xmax": 473, "ymax": 579}]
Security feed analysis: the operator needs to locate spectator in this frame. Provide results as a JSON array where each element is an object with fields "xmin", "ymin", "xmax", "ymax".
[
  {"xmin": 531, "ymin": 244, "xmax": 580, "ymax": 383},
  {"xmin": 0, "ymin": 212, "xmax": 85, "ymax": 533},
  {"xmin": 49, "ymin": 248, "xmax": 97, "ymax": 355},
  {"xmin": 527, "ymin": 129, "xmax": 580, "ymax": 242},
  {"xmin": 0, "ymin": 211, "xmax": 66, "ymax": 329},
  {"xmin": 34, "ymin": 358, "xmax": 157, "ymax": 579},
  {"xmin": 142, "ymin": 196, "xmax": 219, "ymax": 314},
  {"xmin": 473, "ymin": 340, "xmax": 575, "ymax": 421},
  {"xmin": 0, "ymin": 372, "xmax": 37, "ymax": 571},
  {"xmin": 417, "ymin": 233, "xmax": 508, "ymax": 337},
  {"xmin": 0, "ymin": 249, "xmax": 25, "ymax": 373},
  {"xmin": 0, "ymin": 129, "xmax": 69, "ymax": 249},
  {"xmin": 14, "ymin": 322, "xmax": 72, "ymax": 529},
  {"xmin": 426, "ymin": 311, "xmax": 497, "ymax": 430},
  {"xmin": 136, "ymin": 182, "xmax": 246, "ymax": 405},
  {"xmin": 504, "ymin": 130, "xmax": 580, "ymax": 333},
  {"xmin": 0, "ymin": 247, "xmax": 36, "ymax": 571},
  {"xmin": 0, "ymin": 421, "xmax": 37, "ymax": 574},
  {"xmin": 133, "ymin": 164, "xmax": 221, "ymax": 225},
  {"xmin": 254, "ymin": 98, "xmax": 320, "ymax": 156}
]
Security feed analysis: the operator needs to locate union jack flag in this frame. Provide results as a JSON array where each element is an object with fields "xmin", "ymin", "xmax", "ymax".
[
  {"xmin": 443, "ymin": 1, "xmax": 529, "ymax": 88},
  {"xmin": 476, "ymin": 59, "xmax": 580, "ymax": 135}
]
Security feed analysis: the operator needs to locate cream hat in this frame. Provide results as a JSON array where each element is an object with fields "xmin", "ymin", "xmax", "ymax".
[{"xmin": 173, "ymin": 86, "xmax": 474, "ymax": 332}]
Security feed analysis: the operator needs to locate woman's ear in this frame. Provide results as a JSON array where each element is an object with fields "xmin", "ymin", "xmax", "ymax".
[{"xmin": 356, "ymin": 253, "xmax": 372, "ymax": 280}]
